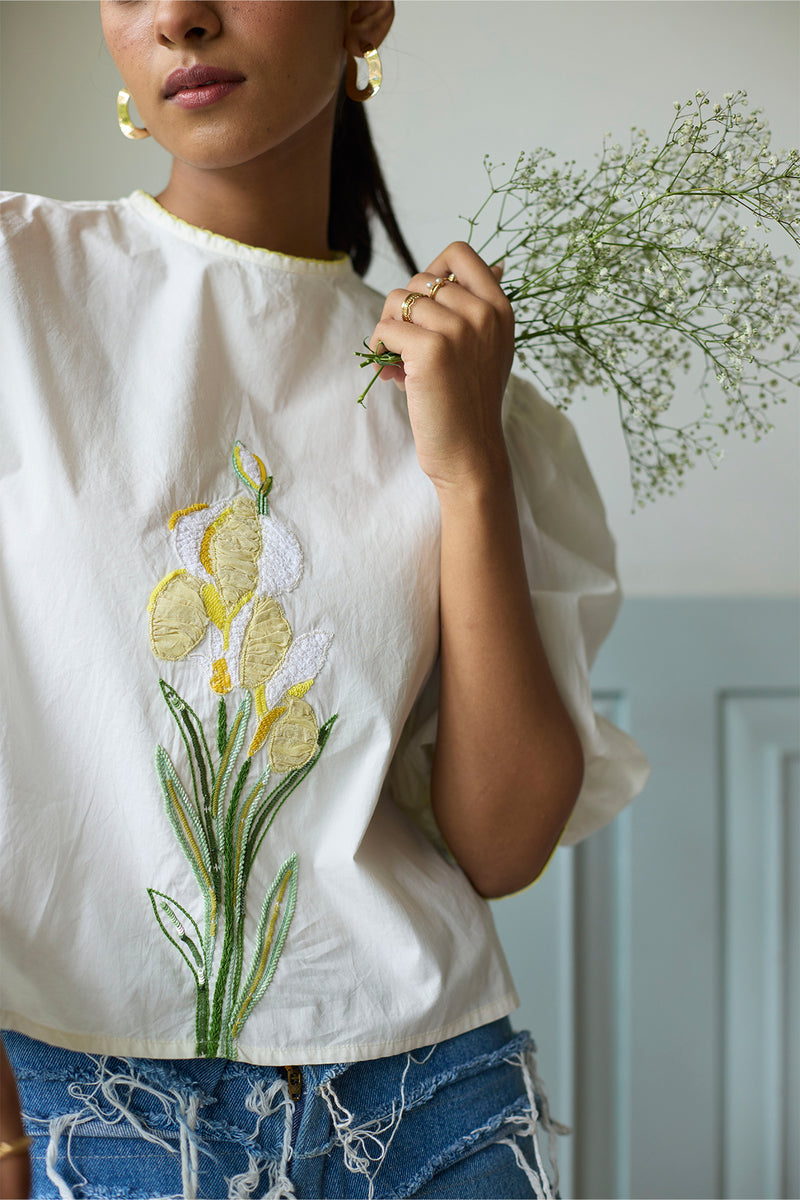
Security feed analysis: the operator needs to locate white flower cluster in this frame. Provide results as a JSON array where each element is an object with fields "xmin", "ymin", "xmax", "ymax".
[{"xmin": 467, "ymin": 90, "xmax": 800, "ymax": 504}]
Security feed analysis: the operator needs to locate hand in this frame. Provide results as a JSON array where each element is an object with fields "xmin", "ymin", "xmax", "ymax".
[{"xmin": 369, "ymin": 242, "xmax": 515, "ymax": 492}]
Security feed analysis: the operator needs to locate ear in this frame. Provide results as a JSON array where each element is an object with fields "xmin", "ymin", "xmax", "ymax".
[{"xmin": 344, "ymin": 1, "xmax": 394, "ymax": 56}]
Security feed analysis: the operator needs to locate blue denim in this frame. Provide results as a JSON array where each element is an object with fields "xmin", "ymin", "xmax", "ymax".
[{"xmin": 3, "ymin": 1018, "xmax": 561, "ymax": 1199}]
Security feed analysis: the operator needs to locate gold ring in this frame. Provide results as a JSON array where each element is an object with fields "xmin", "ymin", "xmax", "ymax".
[
  {"xmin": 427, "ymin": 273, "xmax": 457, "ymax": 300},
  {"xmin": 401, "ymin": 292, "xmax": 427, "ymax": 323},
  {"xmin": 0, "ymin": 1135, "xmax": 32, "ymax": 1160}
]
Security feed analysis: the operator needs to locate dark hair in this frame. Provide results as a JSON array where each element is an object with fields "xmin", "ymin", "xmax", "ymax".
[{"xmin": 328, "ymin": 77, "xmax": 419, "ymax": 279}]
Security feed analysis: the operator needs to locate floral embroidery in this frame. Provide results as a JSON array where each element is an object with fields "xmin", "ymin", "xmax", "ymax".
[{"xmin": 147, "ymin": 443, "xmax": 335, "ymax": 1058}]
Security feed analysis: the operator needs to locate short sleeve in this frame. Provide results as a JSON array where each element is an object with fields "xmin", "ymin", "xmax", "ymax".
[{"xmin": 386, "ymin": 373, "xmax": 649, "ymax": 849}]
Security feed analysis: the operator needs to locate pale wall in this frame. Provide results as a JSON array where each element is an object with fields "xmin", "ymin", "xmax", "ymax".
[{"xmin": 1, "ymin": 0, "xmax": 798, "ymax": 595}]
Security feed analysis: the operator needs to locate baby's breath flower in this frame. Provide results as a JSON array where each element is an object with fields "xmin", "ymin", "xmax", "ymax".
[{"xmin": 356, "ymin": 92, "xmax": 799, "ymax": 504}]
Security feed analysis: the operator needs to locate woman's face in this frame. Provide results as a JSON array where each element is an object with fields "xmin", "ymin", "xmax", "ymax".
[{"xmin": 100, "ymin": 1, "xmax": 386, "ymax": 171}]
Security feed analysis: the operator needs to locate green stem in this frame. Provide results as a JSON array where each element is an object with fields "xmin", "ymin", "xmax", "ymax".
[{"xmin": 204, "ymin": 748, "xmax": 250, "ymax": 1057}]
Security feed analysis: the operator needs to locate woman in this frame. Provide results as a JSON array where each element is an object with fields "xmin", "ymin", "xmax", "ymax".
[{"xmin": 0, "ymin": 3, "xmax": 647, "ymax": 1197}]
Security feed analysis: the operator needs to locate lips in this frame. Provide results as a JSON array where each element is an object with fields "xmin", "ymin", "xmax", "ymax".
[{"xmin": 163, "ymin": 64, "xmax": 245, "ymax": 99}]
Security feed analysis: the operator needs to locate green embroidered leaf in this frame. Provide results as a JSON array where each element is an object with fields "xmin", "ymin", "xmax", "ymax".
[
  {"xmin": 232, "ymin": 769, "xmax": 270, "ymax": 904},
  {"xmin": 221, "ymin": 757, "xmax": 253, "ymax": 909},
  {"xmin": 218, "ymin": 767, "xmax": 271, "ymax": 1046},
  {"xmin": 155, "ymin": 745, "xmax": 216, "ymax": 917},
  {"xmin": 147, "ymin": 889, "xmax": 206, "ymax": 984},
  {"xmin": 244, "ymin": 715, "xmax": 338, "ymax": 885},
  {"xmin": 160, "ymin": 680, "xmax": 216, "ymax": 818},
  {"xmin": 228, "ymin": 854, "xmax": 298, "ymax": 1045}
]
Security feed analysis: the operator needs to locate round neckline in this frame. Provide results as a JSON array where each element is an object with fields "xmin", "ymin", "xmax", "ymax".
[{"xmin": 126, "ymin": 190, "xmax": 352, "ymax": 276}]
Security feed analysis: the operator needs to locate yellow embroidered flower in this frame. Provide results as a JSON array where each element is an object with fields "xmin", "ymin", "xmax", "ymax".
[{"xmin": 148, "ymin": 443, "xmax": 332, "ymax": 769}]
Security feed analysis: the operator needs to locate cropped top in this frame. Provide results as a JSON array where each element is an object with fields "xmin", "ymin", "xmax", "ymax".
[{"xmin": 0, "ymin": 191, "xmax": 649, "ymax": 1063}]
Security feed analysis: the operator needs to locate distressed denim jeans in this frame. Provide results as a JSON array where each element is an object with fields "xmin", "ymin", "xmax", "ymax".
[{"xmin": 3, "ymin": 1017, "xmax": 563, "ymax": 1199}]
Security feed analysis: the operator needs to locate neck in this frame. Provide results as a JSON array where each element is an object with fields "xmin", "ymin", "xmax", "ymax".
[{"xmin": 155, "ymin": 106, "xmax": 337, "ymax": 261}]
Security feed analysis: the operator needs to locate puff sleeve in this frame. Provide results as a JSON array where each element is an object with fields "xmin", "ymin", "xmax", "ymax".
[{"xmin": 386, "ymin": 372, "xmax": 649, "ymax": 849}]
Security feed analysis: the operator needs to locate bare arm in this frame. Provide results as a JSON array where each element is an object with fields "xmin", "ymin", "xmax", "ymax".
[
  {"xmin": 370, "ymin": 243, "xmax": 584, "ymax": 897},
  {"xmin": 432, "ymin": 464, "xmax": 584, "ymax": 897}
]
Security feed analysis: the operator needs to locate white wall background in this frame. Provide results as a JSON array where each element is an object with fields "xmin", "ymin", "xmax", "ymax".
[{"xmin": 1, "ymin": 0, "xmax": 798, "ymax": 597}]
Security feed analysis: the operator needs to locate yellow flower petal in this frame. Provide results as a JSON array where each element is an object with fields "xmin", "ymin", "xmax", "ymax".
[
  {"xmin": 247, "ymin": 705, "xmax": 287, "ymax": 758},
  {"xmin": 269, "ymin": 697, "xmax": 319, "ymax": 773},
  {"xmin": 240, "ymin": 596, "xmax": 293, "ymax": 689},
  {"xmin": 199, "ymin": 506, "xmax": 231, "ymax": 577},
  {"xmin": 201, "ymin": 583, "xmax": 227, "ymax": 631},
  {"xmin": 148, "ymin": 570, "xmax": 209, "ymax": 661},
  {"xmin": 208, "ymin": 497, "xmax": 261, "ymax": 611},
  {"xmin": 209, "ymin": 658, "xmax": 232, "ymax": 695},
  {"xmin": 285, "ymin": 679, "xmax": 313, "ymax": 698}
]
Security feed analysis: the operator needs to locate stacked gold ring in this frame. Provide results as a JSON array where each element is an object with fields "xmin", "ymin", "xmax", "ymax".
[
  {"xmin": 401, "ymin": 292, "xmax": 427, "ymax": 323},
  {"xmin": 427, "ymin": 273, "xmax": 458, "ymax": 300}
]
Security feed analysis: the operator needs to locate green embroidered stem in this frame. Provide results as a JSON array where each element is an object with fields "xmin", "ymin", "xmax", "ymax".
[
  {"xmin": 208, "ymin": 752, "xmax": 255, "ymax": 1057},
  {"xmin": 217, "ymin": 698, "xmax": 228, "ymax": 757},
  {"xmin": 207, "ymin": 811, "xmax": 239, "ymax": 1056},
  {"xmin": 256, "ymin": 482, "xmax": 271, "ymax": 517},
  {"xmin": 230, "ymin": 759, "xmax": 252, "ymax": 816},
  {"xmin": 211, "ymin": 694, "xmax": 251, "ymax": 825},
  {"xmin": 222, "ymin": 771, "xmax": 271, "ymax": 1043}
]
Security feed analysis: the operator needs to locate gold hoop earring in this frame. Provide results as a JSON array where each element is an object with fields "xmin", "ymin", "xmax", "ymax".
[
  {"xmin": 345, "ymin": 44, "xmax": 382, "ymax": 102},
  {"xmin": 117, "ymin": 89, "xmax": 150, "ymax": 140}
]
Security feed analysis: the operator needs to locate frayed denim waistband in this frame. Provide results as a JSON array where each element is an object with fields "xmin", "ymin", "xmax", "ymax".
[{"xmin": 4, "ymin": 1018, "xmax": 565, "ymax": 1199}]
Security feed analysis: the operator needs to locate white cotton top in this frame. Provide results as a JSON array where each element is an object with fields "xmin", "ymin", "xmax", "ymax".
[{"xmin": 0, "ymin": 191, "xmax": 648, "ymax": 1064}]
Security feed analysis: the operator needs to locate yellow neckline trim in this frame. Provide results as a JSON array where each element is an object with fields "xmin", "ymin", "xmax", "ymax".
[{"xmin": 127, "ymin": 191, "xmax": 351, "ymax": 274}]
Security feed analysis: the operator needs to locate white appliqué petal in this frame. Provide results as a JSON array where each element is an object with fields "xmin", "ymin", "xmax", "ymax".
[
  {"xmin": 208, "ymin": 624, "xmax": 224, "ymax": 664},
  {"xmin": 225, "ymin": 599, "xmax": 255, "ymax": 688},
  {"xmin": 264, "ymin": 630, "xmax": 333, "ymax": 710},
  {"xmin": 258, "ymin": 513, "xmax": 303, "ymax": 596},
  {"xmin": 173, "ymin": 499, "xmax": 229, "ymax": 583}
]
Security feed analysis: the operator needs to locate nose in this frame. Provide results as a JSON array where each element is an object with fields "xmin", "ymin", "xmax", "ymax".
[{"xmin": 153, "ymin": 1, "xmax": 222, "ymax": 46}]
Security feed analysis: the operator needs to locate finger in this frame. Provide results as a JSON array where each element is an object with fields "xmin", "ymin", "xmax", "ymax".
[
  {"xmin": 423, "ymin": 242, "xmax": 507, "ymax": 307},
  {"xmin": 370, "ymin": 316, "xmax": 447, "ymax": 370},
  {"xmin": 383, "ymin": 284, "xmax": 484, "ymax": 335}
]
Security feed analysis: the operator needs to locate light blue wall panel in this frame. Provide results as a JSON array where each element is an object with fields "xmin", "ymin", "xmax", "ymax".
[{"xmin": 493, "ymin": 598, "xmax": 799, "ymax": 1200}]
